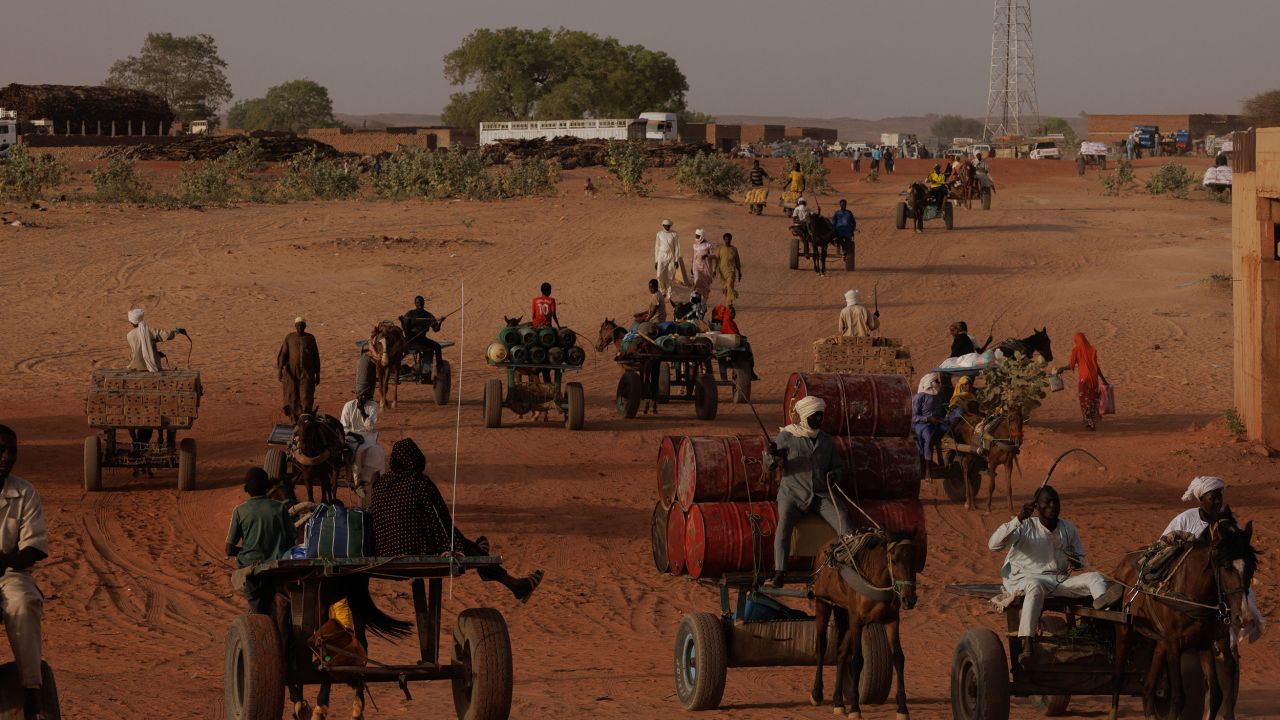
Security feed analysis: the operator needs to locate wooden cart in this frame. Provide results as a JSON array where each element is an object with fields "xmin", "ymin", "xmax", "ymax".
[
  {"xmin": 355, "ymin": 339, "xmax": 455, "ymax": 407},
  {"xmin": 482, "ymin": 361, "xmax": 585, "ymax": 431},
  {"xmin": 225, "ymin": 556, "xmax": 513, "ymax": 720},
  {"xmin": 895, "ymin": 195, "xmax": 955, "ymax": 230},
  {"xmin": 614, "ymin": 350, "xmax": 720, "ymax": 420},
  {"xmin": 674, "ymin": 572, "xmax": 893, "ymax": 711},
  {"xmin": 743, "ymin": 187, "xmax": 769, "ymax": 215},
  {"xmin": 262, "ymin": 422, "xmax": 370, "ymax": 506},
  {"xmin": 83, "ymin": 368, "xmax": 201, "ymax": 492}
]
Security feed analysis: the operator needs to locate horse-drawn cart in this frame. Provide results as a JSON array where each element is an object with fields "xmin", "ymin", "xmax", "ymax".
[
  {"xmin": 947, "ymin": 583, "xmax": 1201, "ymax": 720},
  {"xmin": 483, "ymin": 361, "xmax": 585, "ymax": 431},
  {"xmin": 895, "ymin": 194, "xmax": 955, "ymax": 230},
  {"xmin": 675, "ymin": 572, "xmax": 894, "ymax": 711},
  {"xmin": 615, "ymin": 347, "xmax": 722, "ymax": 420},
  {"xmin": 83, "ymin": 368, "xmax": 202, "ymax": 492},
  {"xmin": 224, "ymin": 556, "xmax": 513, "ymax": 720},
  {"xmin": 355, "ymin": 338, "xmax": 454, "ymax": 407},
  {"xmin": 263, "ymin": 420, "xmax": 371, "ymax": 506}
]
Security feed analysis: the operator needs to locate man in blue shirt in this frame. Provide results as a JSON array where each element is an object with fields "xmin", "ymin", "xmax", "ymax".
[{"xmin": 831, "ymin": 199, "xmax": 857, "ymax": 266}]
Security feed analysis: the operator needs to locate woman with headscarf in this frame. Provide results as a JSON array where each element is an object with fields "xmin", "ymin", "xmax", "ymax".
[
  {"xmin": 763, "ymin": 395, "xmax": 851, "ymax": 588},
  {"xmin": 1060, "ymin": 333, "xmax": 1107, "ymax": 430},
  {"xmin": 912, "ymin": 373, "xmax": 947, "ymax": 467},
  {"xmin": 948, "ymin": 375, "xmax": 978, "ymax": 413},
  {"xmin": 691, "ymin": 229, "xmax": 715, "ymax": 298},
  {"xmin": 370, "ymin": 438, "xmax": 543, "ymax": 602}
]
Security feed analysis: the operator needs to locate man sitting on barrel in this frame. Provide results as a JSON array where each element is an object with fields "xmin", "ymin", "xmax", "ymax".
[{"xmin": 764, "ymin": 396, "xmax": 851, "ymax": 588}]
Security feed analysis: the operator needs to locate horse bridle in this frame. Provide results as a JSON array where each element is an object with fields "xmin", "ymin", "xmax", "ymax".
[{"xmin": 885, "ymin": 538, "xmax": 917, "ymax": 603}]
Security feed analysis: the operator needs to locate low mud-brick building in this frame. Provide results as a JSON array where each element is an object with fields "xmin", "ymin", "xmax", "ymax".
[
  {"xmin": 0, "ymin": 83, "xmax": 175, "ymax": 135},
  {"xmin": 1230, "ymin": 128, "xmax": 1280, "ymax": 449}
]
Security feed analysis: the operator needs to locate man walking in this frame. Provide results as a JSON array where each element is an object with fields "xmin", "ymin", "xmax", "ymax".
[
  {"xmin": 226, "ymin": 468, "xmax": 294, "ymax": 614},
  {"xmin": 277, "ymin": 317, "xmax": 321, "ymax": 422},
  {"xmin": 654, "ymin": 220, "xmax": 681, "ymax": 299},
  {"xmin": 0, "ymin": 425, "xmax": 51, "ymax": 720},
  {"xmin": 714, "ymin": 233, "xmax": 743, "ymax": 305},
  {"xmin": 838, "ymin": 289, "xmax": 879, "ymax": 337},
  {"xmin": 749, "ymin": 159, "xmax": 770, "ymax": 187}
]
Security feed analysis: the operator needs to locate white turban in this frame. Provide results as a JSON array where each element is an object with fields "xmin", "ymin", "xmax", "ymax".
[
  {"xmin": 783, "ymin": 395, "xmax": 826, "ymax": 438},
  {"xmin": 661, "ymin": 219, "xmax": 672, "ymax": 227},
  {"xmin": 294, "ymin": 316, "xmax": 305, "ymax": 324},
  {"xmin": 128, "ymin": 308, "xmax": 144, "ymax": 324},
  {"xmin": 845, "ymin": 289, "xmax": 860, "ymax": 306},
  {"xmin": 917, "ymin": 372, "xmax": 941, "ymax": 395},
  {"xmin": 695, "ymin": 228, "xmax": 704, "ymax": 239},
  {"xmin": 1181, "ymin": 476, "xmax": 1225, "ymax": 502}
]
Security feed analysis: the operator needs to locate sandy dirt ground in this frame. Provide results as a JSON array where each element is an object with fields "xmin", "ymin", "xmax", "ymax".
[{"xmin": 0, "ymin": 156, "xmax": 1276, "ymax": 719}]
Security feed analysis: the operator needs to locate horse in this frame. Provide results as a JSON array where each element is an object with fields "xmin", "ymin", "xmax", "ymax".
[
  {"xmin": 795, "ymin": 213, "xmax": 837, "ymax": 275},
  {"xmin": 292, "ymin": 412, "xmax": 347, "ymax": 505},
  {"xmin": 996, "ymin": 328, "xmax": 1054, "ymax": 363},
  {"xmin": 812, "ymin": 529, "xmax": 919, "ymax": 720},
  {"xmin": 950, "ymin": 165, "xmax": 980, "ymax": 210},
  {"xmin": 946, "ymin": 404, "xmax": 1024, "ymax": 513},
  {"xmin": 367, "ymin": 322, "xmax": 408, "ymax": 409},
  {"xmin": 595, "ymin": 318, "xmax": 627, "ymax": 353},
  {"xmin": 1109, "ymin": 512, "xmax": 1257, "ymax": 720},
  {"xmin": 905, "ymin": 183, "xmax": 929, "ymax": 233}
]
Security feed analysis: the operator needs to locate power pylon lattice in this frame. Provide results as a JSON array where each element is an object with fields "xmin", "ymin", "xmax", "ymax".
[{"xmin": 983, "ymin": 0, "xmax": 1040, "ymax": 141}]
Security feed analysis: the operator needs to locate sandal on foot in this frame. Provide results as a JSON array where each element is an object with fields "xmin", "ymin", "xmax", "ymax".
[{"xmin": 515, "ymin": 569, "xmax": 545, "ymax": 603}]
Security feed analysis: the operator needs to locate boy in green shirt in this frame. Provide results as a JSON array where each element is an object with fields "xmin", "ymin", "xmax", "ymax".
[{"xmin": 225, "ymin": 468, "xmax": 293, "ymax": 614}]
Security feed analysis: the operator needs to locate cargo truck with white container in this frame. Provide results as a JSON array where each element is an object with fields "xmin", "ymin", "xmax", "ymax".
[{"xmin": 479, "ymin": 112, "xmax": 678, "ymax": 145}]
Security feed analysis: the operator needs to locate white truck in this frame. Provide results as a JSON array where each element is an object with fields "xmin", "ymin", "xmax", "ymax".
[
  {"xmin": 479, "ymin": 112, "xmax": 678, "ymax": 145},
  {"xmin": 1028, "ymin": 134, "xmax": 1063, "ymax": 160},
  {"xmin": 639, "ymin": 112, "xmax": 678, "ymax": 142},
  {"xmin": 0, "ymin": 109, "xmax": 18, "ymax": 151}
]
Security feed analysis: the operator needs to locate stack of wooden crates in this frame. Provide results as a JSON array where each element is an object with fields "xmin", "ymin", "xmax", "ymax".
[
  {"xmin": 85, "ymin": 369, "xmax": 202, "ymax": 428},
  {"xmin": 811, "ymin": 335, "xmax": 913, "ymax": 377}
]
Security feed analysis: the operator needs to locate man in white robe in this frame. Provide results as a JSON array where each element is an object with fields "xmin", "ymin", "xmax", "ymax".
[
  {"xmin": 340, "ymin": 388, "xmax": 384, "ymax": 495},
  {"xmin": 126, "ymin": 308, "xmax": 183, "ymax": 372},
  {"xmin": 654, "ymin": 220, "xmax": 681, "ymax": 299}
]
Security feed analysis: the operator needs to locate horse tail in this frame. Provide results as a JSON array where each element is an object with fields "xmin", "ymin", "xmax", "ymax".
[{"xmin": 344, "ymin": 576, "xmax": 413, "ymax": 640}]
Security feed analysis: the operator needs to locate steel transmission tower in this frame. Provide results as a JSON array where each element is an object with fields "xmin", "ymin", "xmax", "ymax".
[{"xmin": 983, "ymin": 0, "xmax": 1040, "ymax": 141}]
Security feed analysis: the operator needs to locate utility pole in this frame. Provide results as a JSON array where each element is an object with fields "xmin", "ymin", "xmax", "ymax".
[{"xmin": 983, "ymin": 0, "xmax": 1040, "ymax": 141}]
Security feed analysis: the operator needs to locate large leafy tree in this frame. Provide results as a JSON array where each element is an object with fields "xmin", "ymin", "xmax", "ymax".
[
  {"xmin": 440, "ymin": 27, "xmax": 691, "ymax": 128},
  {"xmin": 1039, "ymin": 117, "xmax": 1078, "ymax": 146},
  {"xmin": 930, "ymin": 114, "xmax": 984, "ymax": 141},
  {"xmin": 228, "ymin": 80, "xmax": 338, "ymax": 133},
  {"xmin": 1243, "ymin": 89, "xmax": 1280, "ymax": 128},
  {"xmin": 105, "ymin": 33, "xmax": 233, "ymax": 123}
]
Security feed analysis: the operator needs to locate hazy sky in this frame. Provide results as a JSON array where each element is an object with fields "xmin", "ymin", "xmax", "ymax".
[{"xmin": 5, "ymin": 0, "xmax": 1276, "ymax": 119}]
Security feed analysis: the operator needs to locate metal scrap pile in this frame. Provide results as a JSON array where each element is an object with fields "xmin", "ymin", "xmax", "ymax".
[
  {"xmin": 99, "ymin": 134, "xmax": 344, "ymax": 162},
  {"xmin": 481, "ymin": 137, "xmax": 714, "ymax": 169}
]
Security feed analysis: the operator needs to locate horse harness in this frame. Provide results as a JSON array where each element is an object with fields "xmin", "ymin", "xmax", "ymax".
[
  {"xmin": 823, "ymin": 530, "xmax": 915, "ymax": 605},
  {"xmin": 1124, "ymin": 536, "xmax": 1246, "ymax": 636},
  {"xmin": 949, "ymin": 412, "xmax": 1022, "ymax": 457}
]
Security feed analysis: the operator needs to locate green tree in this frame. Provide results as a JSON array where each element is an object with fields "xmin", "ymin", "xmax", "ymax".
[
  {"xmin": 1243, "ymin": 89, "xmax": 1280, "ymax": 128},
  {"xmin": 227, "ymin": 80, "xmax": 338, "ymax": 133},
  {"xmin": 1039, "ymin": 116, "xmax": 1078, "ymax": 146},
  {"xmin": 105, "ymin": 33, "xmax": 232, "ymax": 123},
  {"xmin": 678, "ymin": 110, "xmax": 717, "ymax": 124},
  {"xmin": 440, "ymin": 27, "xmax": 690, "ymax": 128},
  {"xmin": 929, "ymin": 114, "xmax": 984, "ymax": 141}
]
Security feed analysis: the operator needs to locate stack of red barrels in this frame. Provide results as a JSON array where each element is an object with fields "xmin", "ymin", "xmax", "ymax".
[{"xmin": 651, "ymin": 372, "xmax": 928, "ymax": 581}]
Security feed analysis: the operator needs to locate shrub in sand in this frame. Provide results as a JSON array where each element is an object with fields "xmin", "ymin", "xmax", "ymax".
[
  {"xmin": 1145, "ymin": 162, "xmax": 1197, "ymax": 199},
  {"xmin": 277, "ymin": 149, "xmax": 361, "ymax": 200},
  {"xmin": 1101, "ymin": 158, "xmax": 1136, "ymax": 197},
  {"xmin": 671, "ymin": 152, "xmax": 747, "ymax": 198},
  {"xmin": 374, "ymin": 146, "xmax": 491, "ymax": 200},
  {"xmin": 493, "ymin": 159, "xmax": 560, "ymax": 198},
  {"xmin": 0, "ymin": 145, "xmax": 67, "ymax": 201},
  {"xmin": 178, "ymin": 157, "xmax": 236, "ymax": 204},
  {"xmin": 91, "ymin": 155, "xmax": 153, "ymax": 203},
  {"xmin": 605, "ymin": 140, "xmax": 650, "ymax": 196},
  {"xmin": 796, "ymin": 150, "xmax": 832, "ymax": 192}
]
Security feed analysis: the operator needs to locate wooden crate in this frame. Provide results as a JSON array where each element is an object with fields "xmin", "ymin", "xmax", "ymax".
[
  {"xmin": 86, "ymin": 369, "xmax": 202, "ymax": 429},
  {"xmin": 812, "ymin": 336, "xmax": 913, "ymax": 377}
]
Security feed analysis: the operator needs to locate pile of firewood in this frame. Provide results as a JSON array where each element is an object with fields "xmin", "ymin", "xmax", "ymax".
[
  {"xmin": 480, "ymin": 137, "xmax": 714, "ymax": 169},
  {"xmin": 99, "ymin": 134, "xmax": 343, "ymax": 162},
  {"xmin": 0, "ymin": 84, "xmax": 173, "ymax": 130}
]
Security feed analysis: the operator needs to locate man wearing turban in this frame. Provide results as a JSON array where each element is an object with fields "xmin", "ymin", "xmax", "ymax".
[
  {"xmin": 763, "ymin": 395, "xmax": 851, "ymax": 588},
  {"xmin": 126, "ymin": 308, "xmax": 184, "ymax": 373},
  {"xmin": 277, "ymin": 317, "xmax": 321, "ymax": 422}
]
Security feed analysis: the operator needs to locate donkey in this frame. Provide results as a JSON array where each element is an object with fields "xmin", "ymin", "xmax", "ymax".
[
  {"xmin": 812, "ymin": 529, "xmax": 919, "ymax": 720},
  {"xmin": 905, "ymin": 183, "xmax": 929, "ymax": 233},
  {"xmin": 948, "ymin": 404, "xmax": 1024, "ymax": 513},
  {"xmin": 291, "ymin": 412, "xmax": 346, "ymax": 505},
  {"xmin": 996, "ymin": 328, "xmax": 1054, "ymax": 363},
  {"xmin": 367, "ymin": 322, "xmax": 408, "ymax": 409}
]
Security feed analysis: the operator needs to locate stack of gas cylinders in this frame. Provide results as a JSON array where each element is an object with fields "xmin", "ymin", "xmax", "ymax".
[
  {"xmin": 486, "ymin": 324, "xmax": 585, "ymax": 367},
  {"xmin": 652, "ymin": 372, "xmax": 927, "ymax": 580}
]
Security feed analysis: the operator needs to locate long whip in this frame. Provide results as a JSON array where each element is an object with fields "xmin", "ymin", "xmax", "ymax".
[{"xmin": 1040, "ymin": 448, "xmax": 1107, "ymax": 489}]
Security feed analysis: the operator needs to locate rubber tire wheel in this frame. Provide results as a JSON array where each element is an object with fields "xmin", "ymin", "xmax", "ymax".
[
  {"xmin": 981, "ymin": 188, "xmax": 992, "ymax": 210},
  {"xmin": 944, "ymin": 203, "xmax": 955, "ymax": 230},
  {"xmin": 895, "ymin": 201, "xmax": 908, "ymax": 230},
  {"xmin": 0, "ymin": 661, "xmax": 61, "ymax": 720},
  {"xmin": 731, "ymin": 360, "xmax": 752, "ymax": 404},
  {"xmin": 564, "ymin": 381, "xmax": 585, "ymax": 431},
  {"xmin": 434, "ymin": 360, "xmax": 452, "ymax": 406},
  {"xmin": 844, "ymin": 243, "xmax": 855, "ymax": 271},
  {"xmin": 176, "ymin": 438, "xmax": 196, "ymax": 491},
  {"xmin": 451, "ymin": 608, "xmax": 513, "ymax": 720},
  {"xmin": 950, "ymin": 628, "xmax": 1010, "ymax": 720},
  {"xmin": 224, "ymin": 614, "xmax": 285, "ymax": 720},
  {"xmin": 788, "ymin": 236, "xmax": 800, "ymax": 269},
  {"xmin": 84, "ymin": 435, "xmax": 101, "ymax": 493},
  {"xmin": 483, "ymin": 379, "xmax": 503, "ymax": 429},
  {"xmin": 1029, "ymin": 694, "xmax": 1071, "ymax": 716},
  {"xmin": 858, "ymin": 623, "xmax": 894, "ymax": 705},
  {"xmin": 263, "ymin": 448, "xmax": 287, "ymax": 482},
  {"xmin": 694, "ymin": 373, "xmax": 718, "ymax": 421},
  {"xmin": 616, "ymin": 371, "xmax": 642, "ymax": 419},
  {"xmin": 656, "ymin": 362, "xmax": 671, "ymax": 403},
  {"xmin": 674, "ymin": 612, "xmax": 727, "ymax": 711},
  {"xmin": 651, "ymin": 501, "xmax": 669, "ymax": 573}
]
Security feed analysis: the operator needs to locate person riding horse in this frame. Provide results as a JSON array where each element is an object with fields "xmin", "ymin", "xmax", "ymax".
[{"xmin": 399, "ymin": 295, "xmax": 442, "ymax": 375}]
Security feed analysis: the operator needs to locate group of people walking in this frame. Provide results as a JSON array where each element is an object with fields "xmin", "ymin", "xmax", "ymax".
[{"xmin": 653, "ymin": 219, "xmax": 743, "ymax": 307}]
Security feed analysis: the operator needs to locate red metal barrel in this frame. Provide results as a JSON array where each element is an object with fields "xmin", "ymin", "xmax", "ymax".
[
  {"xmin": 656, "ymin": 435, "xmax": 683, "ymax": 508},
  {"xmin": 683, "ymin": 501, "xmax": 779, "ymax": 579},
  {"xmin": 848, "ymin": 498, "xmax": 928, "ymax": 572},
  {"xmin": 833, "ymin": 436, "xmax": 922, "ymax": 501},
  {"xmin": 782, "ymin": 372, "xmax": 912, "ymax": 438},
  {"xmin": 666, "ymin": 504, "xmax": 688, "ymax": 575},
  {"xmin": 676, "ymin": 435, "xmax": 777, "ymax": 510},
  {"xmin": 651, "ymin": 501, "xmax": 669, "ymax": 573}
]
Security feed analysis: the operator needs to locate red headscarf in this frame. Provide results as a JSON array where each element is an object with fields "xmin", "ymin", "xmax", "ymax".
[{"xmin": 1069, "ymin": 333, "xmax": 1100, "ymax": 387}]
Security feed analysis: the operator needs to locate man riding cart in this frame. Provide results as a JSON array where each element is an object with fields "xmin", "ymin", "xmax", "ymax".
[{"xmin": 399, "ymin": 295, "xmax": 444, "ymax": 382}]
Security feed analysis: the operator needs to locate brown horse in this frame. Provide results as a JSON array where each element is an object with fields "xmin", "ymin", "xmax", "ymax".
[
  {"xmin": 947, "ymin": 405, "xmax": 1024, "ymax": 513},
  {"xmin": 292, "ymin": 412, "xmax": 347, "ymax": 505},
  {"xmin": 950, "ymin": 164, "xmax": 980, "ymax": 210},
  {"xmin": 595, "ymin": 318, "xmax": 627, "ymax": 353},
  {"xmin": 904, "ymin": 182, "xmax": 928, "ymax": 233},
  {"xmin": 1110, "ymin": 512, "xmax": 1257, "ymax": 720},
  {"xmin": 812, "ymin": 529, "xmax": 919, "ymax": 720},
  {"xmin": 367, "ymin": 322, "xmax": 408, "ymax": 409}
]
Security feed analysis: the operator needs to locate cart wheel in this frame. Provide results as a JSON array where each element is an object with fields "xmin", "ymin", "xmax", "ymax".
[
  {"xmin": 177, "ymin": 438, "xmax": 196, "ymax": 491},
  {"xmin": 434, "ymin": 360, "xmax": 453, "ymax": 406},
  {"xmin": 263, "ymin": 448, "xmax": 287, "ymax": 482},
  {"xmin": 656, "ymin": 362, "xmax": 670, "ymax": 403},
  {"xmin": 844, "ymin": 244, "xmax": 855, "ymax": 271},
  {"xmin": 565, "ymin": 382, "xmax": 585, "ymax": 431},
  {"xmin": 674, "ymin": 612, "xmax": 727, "ymax": 711},
  {"xmin": 1029, "ymin": 694, "xmax": 1071, "ymax": 716},
  {"xmin": 944, "ymin": 203, "xmax": 955, "ymax": 230},
  {"xmin": 451, "ymin": 608, "xmax": 513, "ymax": 720},
  {"xmin": 942, "ymin": 461, "xmax": 977, "ymax": 502},
  {"xmin": 981, "ymin": 188, "xmax": 992, "ymax": 210},
  {"xmin": 788, "ymin": 236, "xmax": 800, "ymax": 270},
  {"xmin": 0, "ymin": 660, "xmax": 61, "ymax": 720},
  {"xmin": 895, "ymin": 201, "xmax": 908, "ymax": 230},
  {"xmin": 616, "ymin": 372, "xmax": 642, "ymax": 419},
  {"xmin": 950, "ymin": 628, "xmax": 1010, "ymax": 720},
  {"xmin": 84, "ymin": 435, "xmax": 102, "ymax": 493},
  {"xmin": 858, "ymin": 623, "xmax": 894, "ymax": 705},
  {"xmin": 483, "ymin": 379, "xmax": 503, "ymax": 429},
  {"xmin": 731, "ymin": 360, "xmax": 752, "ymax": 404},
  {"xmin": 694, "ymin": 373, "xmax": 718, "ymax": 421},
  {"xmin": 224, "ymin": 614, "xmax": 284, "ymax": 720}
]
